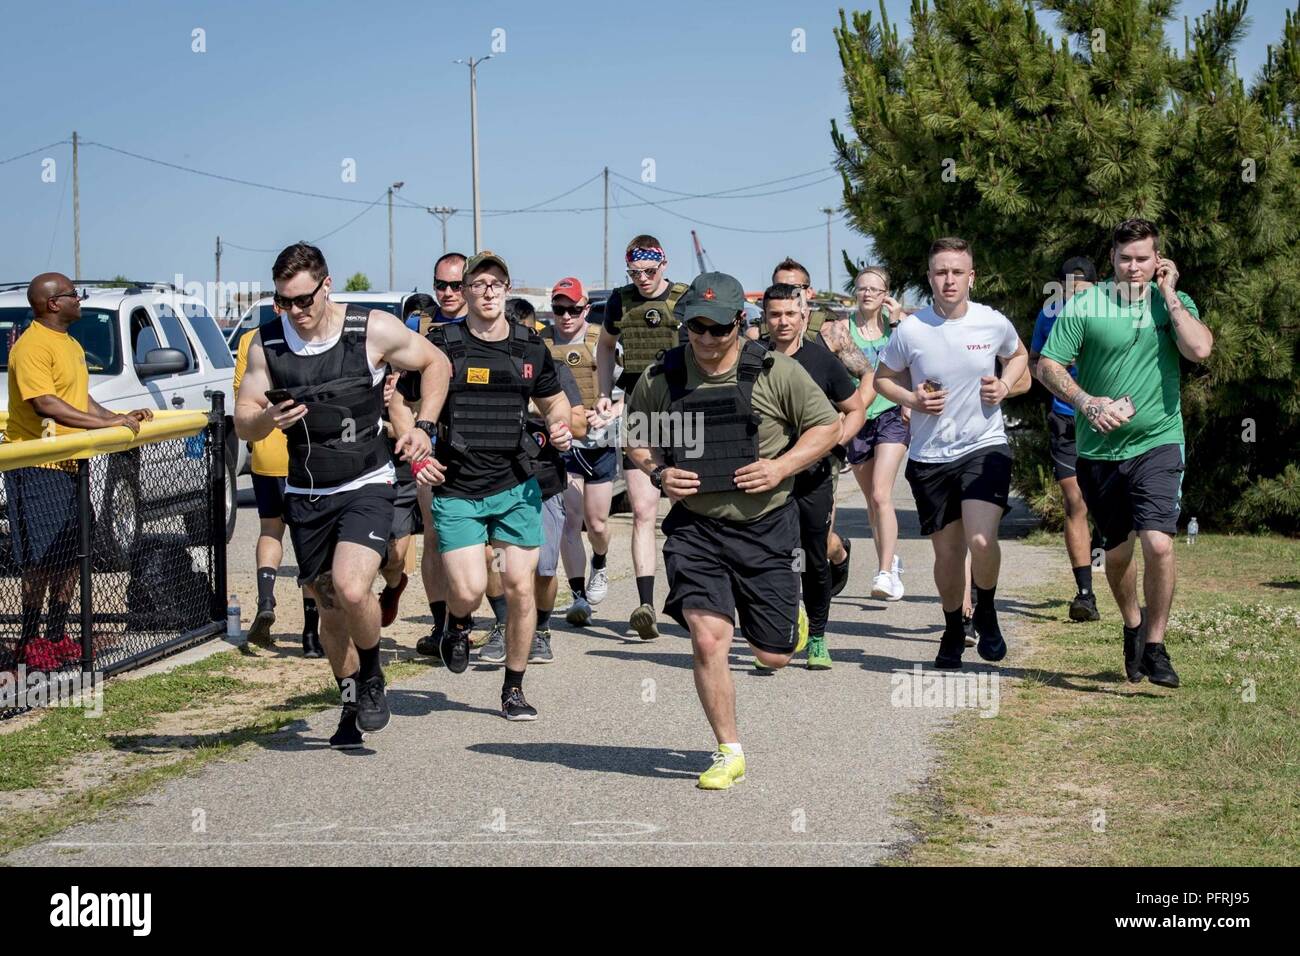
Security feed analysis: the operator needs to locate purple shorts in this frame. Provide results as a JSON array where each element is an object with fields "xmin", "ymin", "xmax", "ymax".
[{"xmin": 847, "ymin": 405, "xmax": 910, "ymax": 465}]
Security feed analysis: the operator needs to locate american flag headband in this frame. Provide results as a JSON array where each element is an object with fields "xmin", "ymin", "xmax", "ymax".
[{"xmin": 627, "ymin": 248, "xmax": 665, "ymax": 263}]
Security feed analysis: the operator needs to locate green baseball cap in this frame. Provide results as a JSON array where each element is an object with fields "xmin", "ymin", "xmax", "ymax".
[
  {"xmin": 674, "ymin": 271, "xmax": 746, "ymax": 326},
  {"xmin": 464, "ymin": 249, "xmax": 510, "ymax": 280}
]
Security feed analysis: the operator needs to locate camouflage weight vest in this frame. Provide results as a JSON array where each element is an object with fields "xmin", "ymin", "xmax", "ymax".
[
  {"xmin": 542, "ymin": 323, "xmax": 601, "ymax": 408},
  {"xmin": 617, "ymin": 281, "xmax": 689, "ymax": 374}
]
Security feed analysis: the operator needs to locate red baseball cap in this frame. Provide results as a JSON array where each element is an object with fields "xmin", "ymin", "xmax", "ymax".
[{"xmin": 551, "ymin": 277, "xmax": 586, "ymax": 303}]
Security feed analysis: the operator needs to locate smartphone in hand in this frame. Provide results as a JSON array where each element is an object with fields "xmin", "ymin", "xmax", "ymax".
[
  {"xmin": 265, "ymin": 388, "xmax": 295, "ymax": 407},
  {"xmin": 1110, "ymin": 395, "xmax": 1135, "ymax": 420}
]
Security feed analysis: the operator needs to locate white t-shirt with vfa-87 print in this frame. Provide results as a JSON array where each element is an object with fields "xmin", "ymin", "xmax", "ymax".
[{"xmin": 878, "ymin": 301, "xmax": 1021, "ymax": 464}]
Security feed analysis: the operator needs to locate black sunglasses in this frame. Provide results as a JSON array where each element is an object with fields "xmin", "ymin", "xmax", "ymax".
[
  {"xmin": 273, "ymin": 275, "xmax": 327, "ymax": 311},
  {"xmin": 552, "ymin": 304, "xmax": 586, "ymax": 317},
  {"xmin": 686, "ymin": 317, "xmax": 738, "ymax": 337},
  {"xmin": 48, "ymin": 289, "xmax": 88, "ymax": 304},
  {"xmin": 434, "ymin": 279, "xmax": 463, "ymax": 292}
]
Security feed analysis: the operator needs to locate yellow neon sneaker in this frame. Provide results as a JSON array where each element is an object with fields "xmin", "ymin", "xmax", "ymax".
[
  {"xmin": 796, "ymin": 606, "xmax": 809, "ymax": 654},
  {"xmin": 697, "ymin": 744, "xmax": 746, "ymax": 790}
]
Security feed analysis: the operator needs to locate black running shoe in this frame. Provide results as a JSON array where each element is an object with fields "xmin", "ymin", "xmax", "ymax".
[
  {"xmin": 501, "ymin": 686, "xmax": 538, "ymax": 721},
  {"xmin": 934, "ymin": 629, "xmax": 965, "ymax": 669},
  {"xmin": 356, "ymin": 674, "xmax": 390, "ymax": 733},
  {"xmin": 440, "ymin": 625, "xmax": 471, "ymax": 674},
  {"xmin": 1142, "ymin": 643, "xmax": 1180, "ymax": 688},
  {"xmin": 1069, "ymin": 591, "xmax": 1101, "ymax": 622},
  {"xmin": 975, "ymin": 615, "xmax": 1008, "ymax": 663},
  {"xmin": 329, "ymin": 705, "xmax": 363, "ymax": 749},
  {"xmin": 301, "ymin": 627, "xmax": 324, "ymax": 659},
  {"xmin": 830, "ymin": 538, "xmax": 852, "ymax": 597},
  {"xmin": 416, "ymin": 626, "xmax": 444, "ymax": 661},
  {"xmin": 962, "ymin": 612, "xmax": 977, "ymax": 648},
  {"xmin": 1123, "ymin": 612, "xmax": 1146, "ymax": 682},
  {"xmin": 248, "ymin": 600, "xmax": 276, "ymax": 647}
]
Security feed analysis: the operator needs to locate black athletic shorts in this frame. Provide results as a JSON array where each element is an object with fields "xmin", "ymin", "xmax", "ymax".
[
  {"xmin": 252, "ymin": 474, "xmax": 288, "ymax": 521},
  {"xmin": 1047, "ymin": 410, "xmax": 1079, "ymax": 482},
  {"xmin": 1076, "ymin": 443, "xmax": 1184, "ymax": 551},
  {"xmin": 565, "ymin": 446, "xmax": 618, "ymax": 485},
  {"xmin": 284, "ymin": 483, "xmax": 396, "ymax": 586},
  {"xmin": 3, "ymin": 466, "xmax": 82, "ymax": 572},
  {"xmin": 390, "ymin": 476, "xmax": 421, "ymax": 540},
  {"xmin": 905, "ymin": 443, "xmax": 1012, "ymax": 537},
  {"xmin": 661, "ymin": 500, "xmax": 801, "ymax": 654}
]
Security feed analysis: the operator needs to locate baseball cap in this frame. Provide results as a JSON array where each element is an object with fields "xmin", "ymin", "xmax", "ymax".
[
  {"xmin": 551, "ymin": 277, "xmax": 586, "ymax": 302},
  {"xmin": 1060, "ymin": 256, "xmax": 1098, "ymax": 283},
  {"xmin": 674, "ymin": 272, "xmax": 746, "ymax": 326},
  {"xmin": 464, "ymin": 249, "xmax": 510, "ymax": 280}
]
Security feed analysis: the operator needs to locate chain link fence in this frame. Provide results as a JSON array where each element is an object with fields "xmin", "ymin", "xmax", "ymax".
[{"xmin": 0, "ymin": 400, "xmax": 227, "ymax": 717}]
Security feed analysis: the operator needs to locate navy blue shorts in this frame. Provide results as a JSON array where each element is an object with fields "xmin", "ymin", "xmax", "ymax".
[
  {"xmin": 565, "ymin": 446, "xmax": 618, "ymax": 485},
  {"xmin": 252, "ymin": 474, "xmax": 288, "ymax": 521},
  {"xmin": 847, "ymin": 405, "xmax": 910, "ymax": 465},
  {"xmin": 4, "ymin": 466, "xmax": 83, "ymax": 572}
]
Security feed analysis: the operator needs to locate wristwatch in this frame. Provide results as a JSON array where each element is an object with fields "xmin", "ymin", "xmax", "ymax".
[
  {"xmin": 649, "ymin": 465, "xmax": 666, "ymax": 490},
  {"xmin": 415, "ymin": 420, "xmax": 438, "ymax": 445}
]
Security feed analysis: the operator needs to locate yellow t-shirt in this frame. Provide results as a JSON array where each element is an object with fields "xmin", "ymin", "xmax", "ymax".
[
  {"xmin": 5, "ymin": 321, "xmax": 91, "ymax": 470},
  {"xmin": 233, "ymin": 328, "xmax": 289, "ymax": 477}
]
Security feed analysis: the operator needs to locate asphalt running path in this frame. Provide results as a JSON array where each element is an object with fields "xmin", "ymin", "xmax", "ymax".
[{"xmin": 7, "ymin": 468, "xmax": 1053, "ymax": 866}]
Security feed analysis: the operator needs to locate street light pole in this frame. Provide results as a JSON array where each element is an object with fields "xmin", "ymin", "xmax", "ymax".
[
  {"xmin": 388, "ymin": 181, "xmax": 404, "ymax": 288},
  {"xmin": 455, "ymin": 55, "xmax": 492, "ymax": 253},
  {"xmin": 821, "ymin": 207, "xmax": 834, "ymax": 294}
]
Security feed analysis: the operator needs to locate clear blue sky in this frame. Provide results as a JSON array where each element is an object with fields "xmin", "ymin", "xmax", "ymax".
[{"xmin": 2, "ymin": 0, "xmax": 1294, "ymax": 299}]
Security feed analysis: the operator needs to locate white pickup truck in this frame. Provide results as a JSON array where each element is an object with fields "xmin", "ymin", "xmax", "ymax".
[{"xmin": 0, "ymin": 281, "xmax": 242, "ymax": 568}]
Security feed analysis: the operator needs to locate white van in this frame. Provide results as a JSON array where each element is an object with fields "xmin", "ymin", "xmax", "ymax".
[{"xmin": 0, "ymin": 281, "xmax": 242, "ymax": 567}]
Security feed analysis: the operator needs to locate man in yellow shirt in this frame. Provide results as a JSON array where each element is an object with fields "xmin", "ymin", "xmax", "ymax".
[
  {"xmin": 234, "ymin": 323, "xmax": 322, "ymax": 657},
  {"xmin": 3, "ymin": 272, "xmax": 152, "ymax": 670}
]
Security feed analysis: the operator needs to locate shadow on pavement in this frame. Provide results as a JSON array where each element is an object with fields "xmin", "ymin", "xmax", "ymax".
[{"xmin": 466, "ymin": 741, "xmax": 709, "ymax": 779}]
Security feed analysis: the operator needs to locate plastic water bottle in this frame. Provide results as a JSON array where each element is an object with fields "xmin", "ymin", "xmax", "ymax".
[
  {"xmin": 226, "ymin": 595, "xmax": 242, "ymax": 640},
  {"xmin": 1187, "ymin": 518, "xmax": 1199, "ymax": 546}
]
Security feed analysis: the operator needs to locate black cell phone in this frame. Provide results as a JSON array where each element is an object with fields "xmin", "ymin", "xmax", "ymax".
[{"xmin": 265, "ymin": 388, "xmax": 295, "ymax": 406}]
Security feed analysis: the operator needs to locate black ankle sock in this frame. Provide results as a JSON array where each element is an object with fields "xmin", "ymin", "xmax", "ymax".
[
  {"xmin": 1123, "ymin": 610, "xmax": 1144, "ymax": 638},
  {"xmin": 449, "ymin": 613, "xmax": 473, "ymax": 633},
  {"xmin": 943, "ymin": 608, "xmax": 966, "ymax": 638},
  {"xmin": 429, "ymin": 600, "xmax": 447, "ymax": 633},
  {"xmin": 19, "ymin": 606, "xmax": 41, "ymax": 643},
  {"xmin": 567, "ymin": 577, "xmax": 586, "ymax": 600},
  {"xmin": 1072, "ymin": 565, "xmax": 1093, "ymax": 595},
  {"xmin": 337, "ymin": 670, "xmax": 359, "ymax": 703},
  {"xmin": 537, "ymin": 608, "xmax": 552, "ymax": 630},
  {"xmin": 974, "ymin": 585, "xmax": 997, "ymax": 620},
  {"xmin": 44, "ymin": 601, "xmax": 70, "ymax": 641},
  {"xmin": 256, "ymin": 567, "xmax": 276, "ymax": 604},
  {"xmin": 636, "ymin": 576, "xmax": 654, "ymax": 607},
  {"xmin": 590, "ymin": 551, "xmax": 607, "ymax": 571},
  {"xmin": 503, "ymin": 667, "xmax": 524, "ymax": 694},
  {"xmin": 357, "ymin": 645, "xmax": 382, "ymax": 683},
  {"xmin": 488, "ymin": 594, "xmax": 508, "ymax": 626},
  {"xmin": 302, "ymin": 596, "xmax": 318, "ymax": 634}
]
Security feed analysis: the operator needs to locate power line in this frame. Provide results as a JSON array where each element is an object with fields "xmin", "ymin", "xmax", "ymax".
[
  {"xmin": 222, "ymin": 192, "xmax": 389, "ymax": 254},
  {"xmin": 610, "ymin": 180, "xmax": 846, "ymax": 235},
  {"xmin": 610, "ymin": 166, "xmax": 834, "ymax": 198},
  {"xmin": 0, "ymin": 139, "xmax": 69, "ymax": 167}
]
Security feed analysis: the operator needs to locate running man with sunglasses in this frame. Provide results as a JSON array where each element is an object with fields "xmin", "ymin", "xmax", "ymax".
[
  {"xmin": 627, "ymin": 272, "xmax": 840, "ymax": 790},
  {"xmin": 595, "ymin": 235, "xmax": 690, "ymax": 641},
  {"xmin": 236, "ymin": 243, "xmax": 450, "ymax": 749}
]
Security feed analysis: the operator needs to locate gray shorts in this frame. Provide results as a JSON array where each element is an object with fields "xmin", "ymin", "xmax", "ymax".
[{"xmin": 538, "ymin": 493, "xmax": 565, "ymax": 577}]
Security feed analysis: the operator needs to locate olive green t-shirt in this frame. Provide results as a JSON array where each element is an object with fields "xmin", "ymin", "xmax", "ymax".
[
  {"xmin": 627, "ymin": 346, "xmax": 839, "ymax": 522},
  {"xmin": 1041, "ymin": 281, "xmax": 1200, "ymax": 461}
]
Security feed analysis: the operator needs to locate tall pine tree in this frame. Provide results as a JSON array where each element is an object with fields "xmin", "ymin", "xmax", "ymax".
[{"xmin": 833, "ymin": 0, "xmax": 1300, "ymax": 532}]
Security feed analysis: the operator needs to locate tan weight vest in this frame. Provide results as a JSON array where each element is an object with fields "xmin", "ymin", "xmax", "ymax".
[
  {"xmin": 616, "ymin": 281, "xmax": 690, "ymax": 374},
  {"xmin": 542, "ymin": 323, "xmax": 602, "ymax": 407}
]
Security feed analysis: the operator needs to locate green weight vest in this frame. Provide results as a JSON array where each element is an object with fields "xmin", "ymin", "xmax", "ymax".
[{"xmin": 617, "ymin": 281, "xmax": 689, "ymax": 374}]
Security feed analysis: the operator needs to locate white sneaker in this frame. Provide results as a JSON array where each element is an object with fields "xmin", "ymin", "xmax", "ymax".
[
  {"xmin": 890, "ymin": 560, "xmax": 905, "ymax": 601},
  {"xmin": 564, "ymin": 596, "xmax": 592, "ymax": 627},
  {"xmin": 871, "ymin": 569, "xmax": 904, "ymax": 601},
  {"xmin": 586, "ymin": 567, "xmax": 609, "ymax": 605}
]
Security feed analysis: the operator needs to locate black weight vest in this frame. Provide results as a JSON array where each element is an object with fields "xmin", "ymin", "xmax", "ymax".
[
  {"xmin": 429, "ymin": 322, "xmax": 541, "ymax": 462},
  {"xmin": 524, "ymin": 417, "xmax": 567, "ymax": 500},
  {"xmin": 261, "ymin": 305, "xmax": 388, "ymax": 489},
  {"xmin": 650, "ymin": 340, "xmax": 773, "ymax": 495}
]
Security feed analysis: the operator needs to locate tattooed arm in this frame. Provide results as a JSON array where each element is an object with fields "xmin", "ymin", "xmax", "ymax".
[
  {"xmin": 819, "ymin": 318, "xmax": 871, "ymax": 379},
  {"xmin": 1037, "ymin": 356, "xmax": 1130, "ymax": 434}
]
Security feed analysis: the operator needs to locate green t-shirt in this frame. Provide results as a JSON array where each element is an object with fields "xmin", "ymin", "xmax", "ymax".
[
  {"xmin": 627, "ymin": 346, "xmax": 839, "ymax": 522},
  {"xmin": 1041, "ymin": 281, "xmax": 1199, "ymax": 461},
  {"xmin": 848, "ymin": 318, "xmax": 896, "ymax": 420}
]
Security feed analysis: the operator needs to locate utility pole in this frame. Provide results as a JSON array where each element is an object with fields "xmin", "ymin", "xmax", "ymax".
[
  {"xmin": 603, "ymin": 166, "xmax": 609, "ymax": 289},
  {"xmin": 388, "ymin": 181, "xmax": 404, "ymax": 289},
  {"xmin": 427, "ymin": 206, "xmax": 457, "ymax": 256},
  {"xmin": 72, "ymin": 131, "xmax": 81, "ymax": 280},
  {"xmin": 821, "ymin": 207, "xmax": 834, "ymax": 294},
  {"xmin": 456, "ymin": 55, "xmax": 493, "ymax": 252},
  {"xmin": 215, "ymin": 235, "xmax": 222, "ymax": 317}
]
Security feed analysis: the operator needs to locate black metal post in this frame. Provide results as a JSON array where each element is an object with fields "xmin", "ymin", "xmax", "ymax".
[
  {"xmin": 77, "ymin": 457, "xmax": 93, "ymax": 674},
  {"xmin": 209, "ymin": 392, "xmax": 227, "ymax": 624}
]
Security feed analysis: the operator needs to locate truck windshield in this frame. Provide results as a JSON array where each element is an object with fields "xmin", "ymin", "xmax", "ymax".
[{"xmin": 0, "ymin": 307, "xmax": 121, "ymax": 375}]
